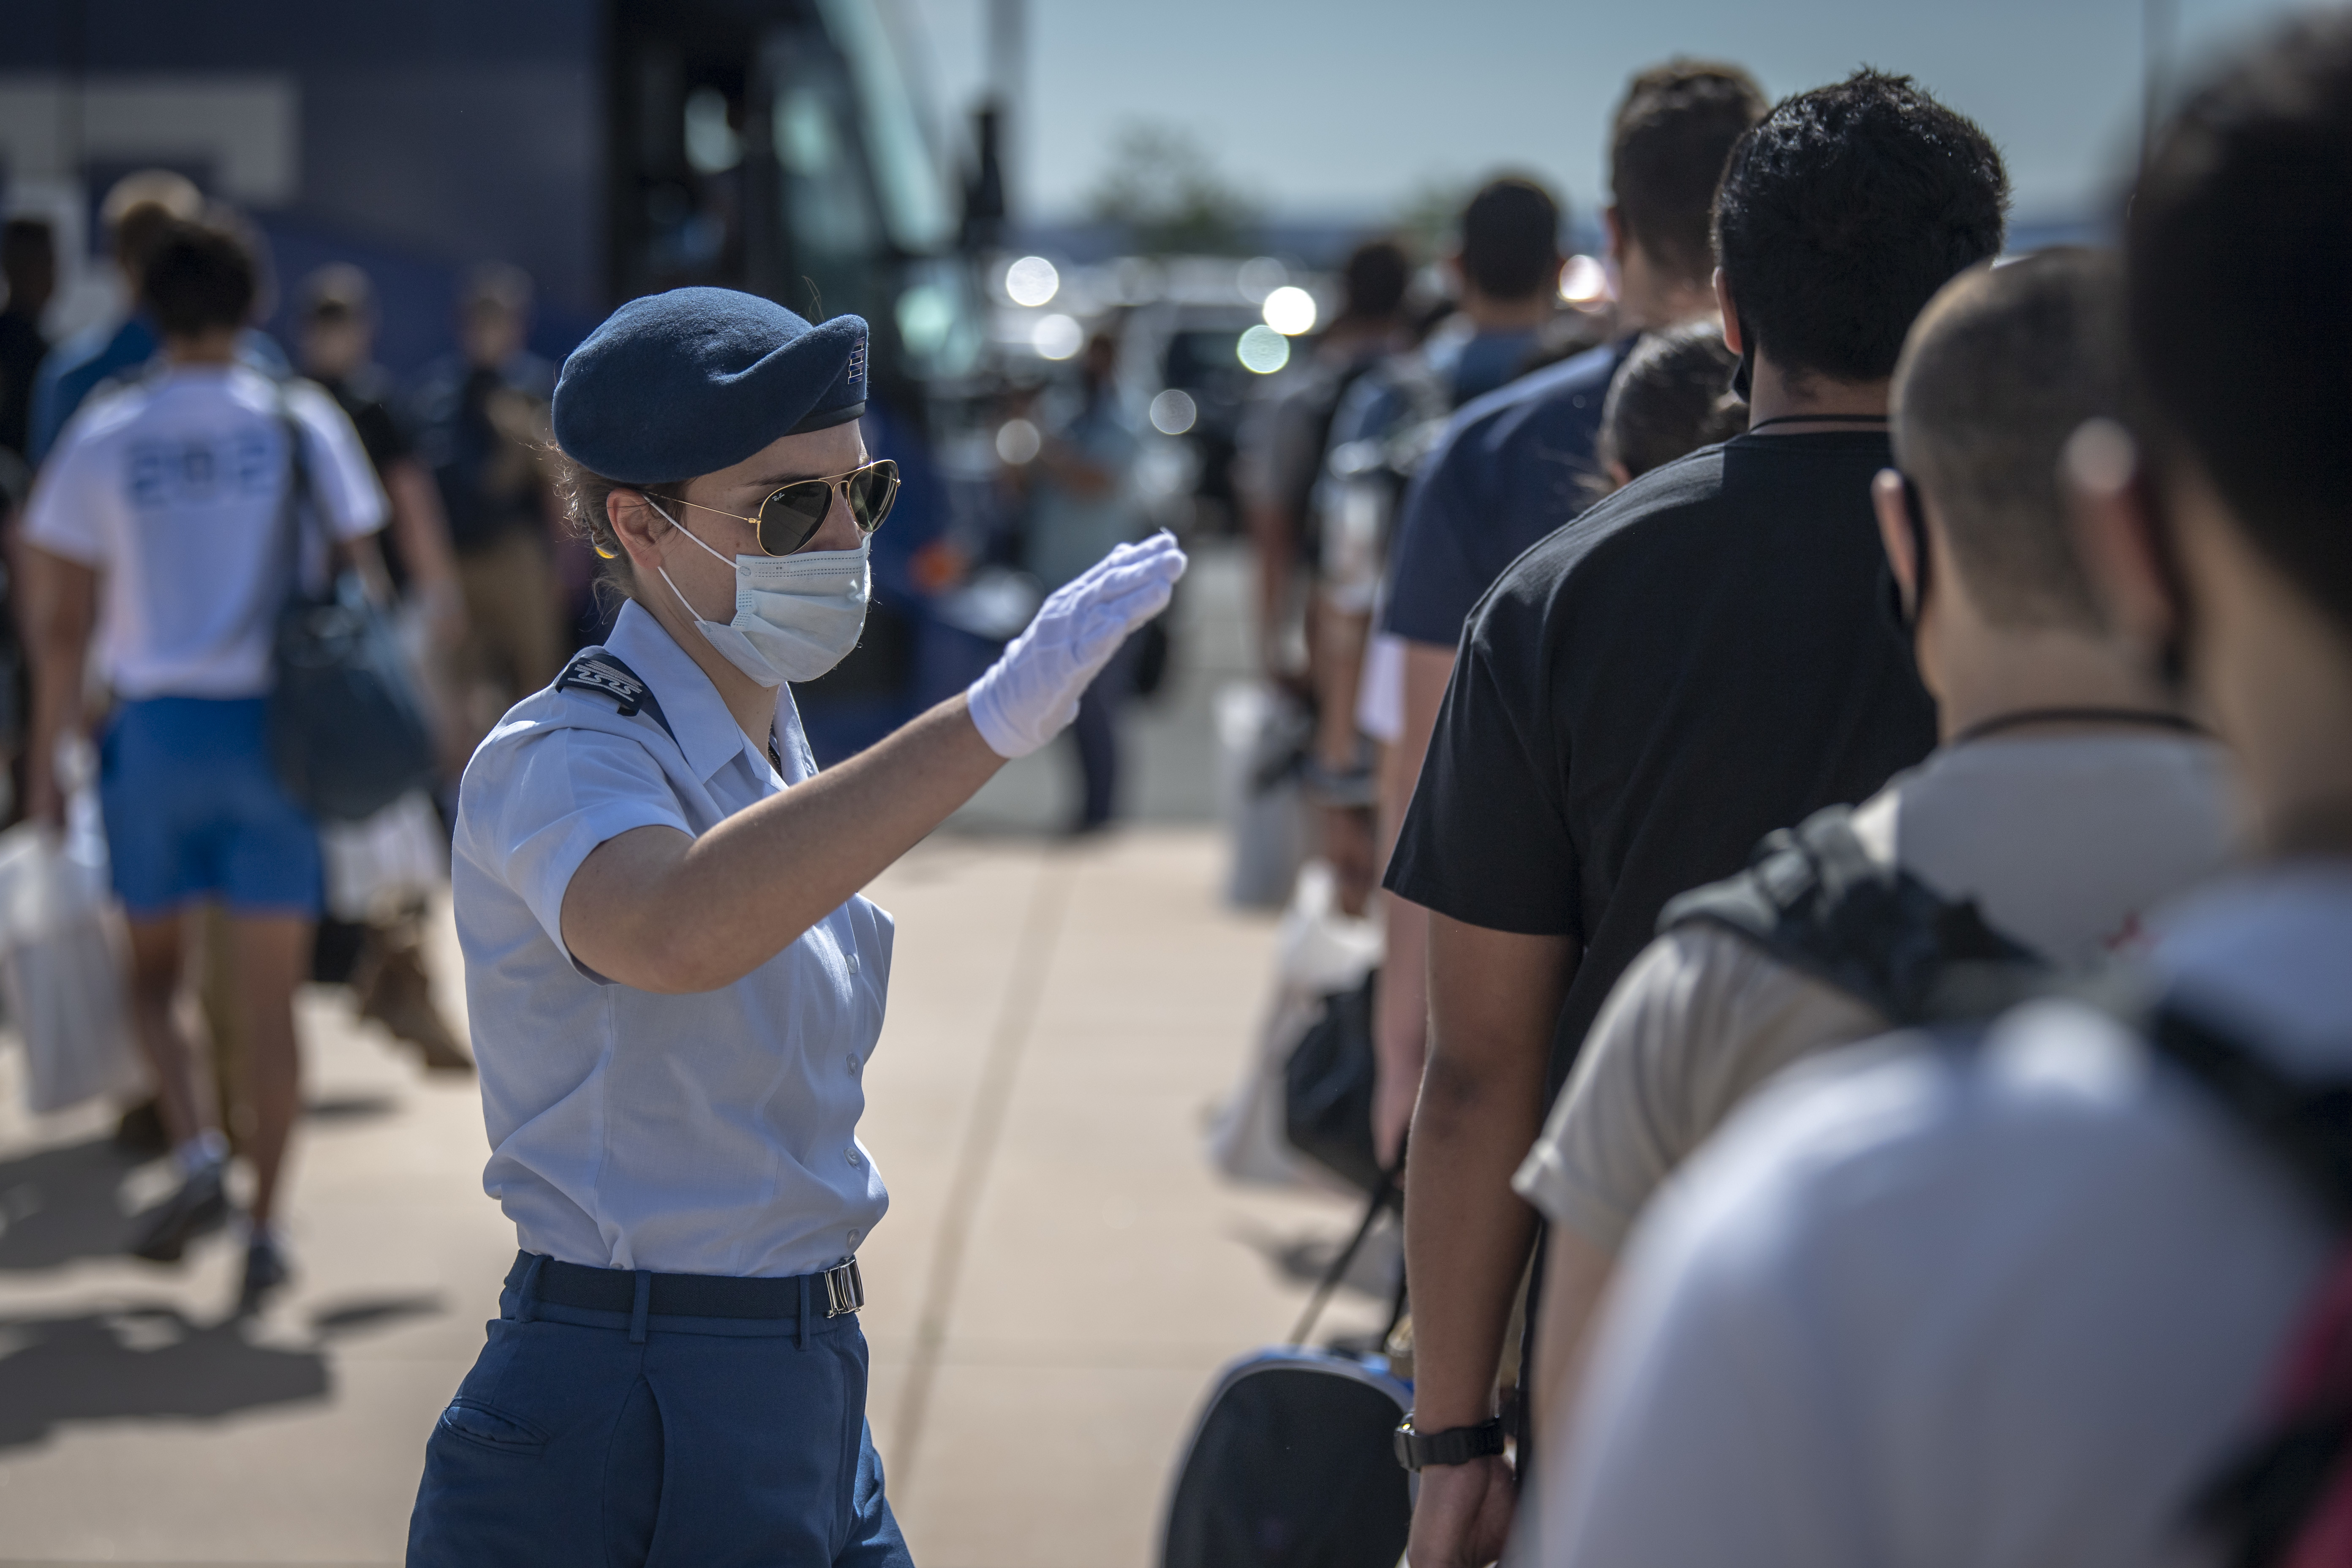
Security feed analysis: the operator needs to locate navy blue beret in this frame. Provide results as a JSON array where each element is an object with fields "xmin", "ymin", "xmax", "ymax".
[{"xmin": 551, "ymin": 287, "xmax": 868, "ymax": 484}]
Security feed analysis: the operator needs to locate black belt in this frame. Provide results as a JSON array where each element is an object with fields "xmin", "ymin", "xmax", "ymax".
[{"xmin": 508, "ymin": 1252, "xmax": 865, "ymax": 1320}]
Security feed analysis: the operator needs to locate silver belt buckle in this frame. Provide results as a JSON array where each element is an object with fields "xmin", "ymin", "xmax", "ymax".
[{"xmin": 822, "ymin": 1257, "xmax": 864, "ymax": 1318}]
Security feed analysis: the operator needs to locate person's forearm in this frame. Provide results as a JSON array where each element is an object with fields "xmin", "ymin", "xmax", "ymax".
[
  {"xmin": 1404, "ymin": 1048, "xmax": 1549, "ymax": 1427},
  {"xmin": 1531, "ymin": 1222, "xmax": 1616, "ymax": 1446},
  {"xmin": 1244, "ymin": 502, "xmax": 1296, "ymax": 678},
  {"xmin": 385, "ymin": 459, "xmax": 460, "ymax": 593},
  {"xmin": 1372, "ymin": 892, "xmax": 1430, "ymax": 1163},
  {"xmin": 1311, "ymin": 603, "xmax": 1369, "ymax": 772},
  {"xmin": 567, "ymin": 694, "xmax": 1004, "ymax": 992},
  {"xmin": 1406, "ymin": 916, "xmax": 1576, "ymax": 1430},
  {"xmin": 23, "ymin": 551, "xmax": 95, "ymax": 825}
]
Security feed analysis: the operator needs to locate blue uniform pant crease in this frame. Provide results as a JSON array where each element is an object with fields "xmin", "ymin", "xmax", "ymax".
[{"xmin": 407, "ymin": 1280, "xmax": 913, "ymax": 1567}]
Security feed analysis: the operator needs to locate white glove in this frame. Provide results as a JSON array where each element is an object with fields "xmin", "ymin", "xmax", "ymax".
[{"xmin": 967, "ymin": 533, "xmax": 1188, "ymax": 758}]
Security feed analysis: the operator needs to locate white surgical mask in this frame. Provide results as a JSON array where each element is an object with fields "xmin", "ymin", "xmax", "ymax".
[{"xmin": 648, "ymin": 499, "xmax": 870, "ymax": 686}]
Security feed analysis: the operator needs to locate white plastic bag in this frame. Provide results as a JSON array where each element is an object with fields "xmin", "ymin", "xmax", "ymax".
[
  {"xmin": 319, "ymin": 790, "xmax": 447, "ymax": 923},
  {"xmin": 1206, "ymin": 860, "xmax": 1383, "ymax": 1190},
  {"xmin": 1216, "ymin": 681, "xmax": 1311, "ymax": 910},
  {"xmin": 0, "ymin": 821, "xmax": 144, "ymax": 1116}
]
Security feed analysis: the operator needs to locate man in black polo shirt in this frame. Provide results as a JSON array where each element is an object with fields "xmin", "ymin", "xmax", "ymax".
[
  {"xmin": 1369, "ymin": 61, "xmax": 1767, "ymax": 1168},
  {"xmin": 1387, "ymin": 71, "xmax": 2008, "ymax": 1568}
]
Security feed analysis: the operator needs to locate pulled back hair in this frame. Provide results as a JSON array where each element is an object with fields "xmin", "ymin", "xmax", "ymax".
[
  {"xmin": 1892, "ymin": 249, "xmax": 2120, "ymax": 633},
  {"xmin": 551, "ymin": 449, "xmax": 683, "ymax": 612},
  {"xmin": 143, "ymin": 220, "xmax": 256, "ymax": 338},
  {"xmin": 1715, "ymin": 70, "xmax": 2008, "ymax": 386},
  {"xmin": 1459, "ymin": 176, "xmax": 1561, "ymax": 302},
  {"xmin": 1609, "ymin": 60, "xmax": 1769, "ymax": 285},
  {"xmin": 1597, "ymin": 322, "xmax": 1748, "ymax": 486},
  {"xmin": 2130, "ymin": 14, "xmax": 2352, "ymax": 636}
]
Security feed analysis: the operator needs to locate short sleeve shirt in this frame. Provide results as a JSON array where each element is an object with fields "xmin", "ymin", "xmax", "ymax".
[
  {"xmin": 452, "ymin": 600, "xmax": 893, "ymax": 1278},
  {"xmin": 1515, "ymin": 733, "xmax": 2238, "ymax": 1252},
  {"xmin": 1385, "ymin": 431, "xmax": 1938, "ymax": 1097},
  {"xmin": 1543, "ymin": 866, "xmax": 2352, "ymax": 1568},
  {"xmin": 1377, "ymin": 339, "xmax": 1631, "ymax": 649},
  {"xmin": 24, "ymin": 365, "xmax": 387, "ymax": 699}
]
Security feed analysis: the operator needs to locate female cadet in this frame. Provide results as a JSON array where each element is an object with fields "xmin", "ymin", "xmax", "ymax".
[{"xmin": 405, "ymin": 288, "xmax": 1184, "ymax": 1565}]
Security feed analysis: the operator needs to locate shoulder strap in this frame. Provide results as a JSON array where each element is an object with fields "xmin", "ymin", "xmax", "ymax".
[
  {"xmin": 1659, "ymin": 804, "xmax": 2044, "ymax": 1026},
  {"xmin": 556, "ymin": 649, "xmax": 677, "ymax": 745},
  {"xmin": 2122, "ymin": 994, "xmax": 2352, "ymax": 1225}
]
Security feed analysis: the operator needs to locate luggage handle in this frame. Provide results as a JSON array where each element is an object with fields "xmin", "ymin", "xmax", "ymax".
[{"xmin": 1290, "ymin": 1155, "xmax": 1403, "ymax": 1348}]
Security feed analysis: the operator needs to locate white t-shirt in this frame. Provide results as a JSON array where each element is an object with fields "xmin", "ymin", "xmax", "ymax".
[
  {"xmin": 1541, "ymin": 863, "xmax": 2352, "ymax": 1568},
  {"xmin": 1514, "ymin": 732, "xmax": 2238, "ymax": 1252},
  {"xmin": 24, "ymin": 365, "xmax": 386, "ymax": 700}
]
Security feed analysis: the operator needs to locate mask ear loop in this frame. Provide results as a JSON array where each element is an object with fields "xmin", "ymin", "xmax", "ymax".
[{"xmin": 641, "ymin": 494, "xmax": 732, "ymax": 624}]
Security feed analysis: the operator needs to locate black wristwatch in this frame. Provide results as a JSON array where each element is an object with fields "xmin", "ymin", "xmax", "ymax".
[{"xmin": 1392, "ymin": 1416, "xmax": 1506, "ymax": 1472}]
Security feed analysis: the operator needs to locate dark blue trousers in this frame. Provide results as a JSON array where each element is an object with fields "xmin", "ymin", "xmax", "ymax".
[{"xmin": 407, "ymin": 1267, "xmax": 914, "ymax": 1567}]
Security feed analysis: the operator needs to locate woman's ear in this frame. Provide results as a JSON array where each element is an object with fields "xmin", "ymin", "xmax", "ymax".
[
  {"xmin": 2064, "ymin": 419, "xmax": 2181, "ymax": 652},
  {"xmin": 608, "ymin": 488, "xmax": 671, "ymax": 573}
]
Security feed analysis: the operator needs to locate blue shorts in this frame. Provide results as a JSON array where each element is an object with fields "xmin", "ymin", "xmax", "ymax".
[
  {"xmin": 98, "ymin": 697, "xmax": 323, "ymax": 920},
  {"xmin": 407, "ymin": 1263, "xmax": 914, "ymax": 1567}
]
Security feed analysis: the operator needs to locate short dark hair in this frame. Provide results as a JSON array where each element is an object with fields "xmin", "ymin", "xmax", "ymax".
[
  {"xmin": 1715, "ymin": 70, "xmax": 2009, "ymax": 385},
  {"xmin": 462, "ymin": 260, "xmax": 533, "ymax": 318},
  {"xmin": 1339, "ymin": 238, "xmax": 1411, "ymax": 321},
  {"xmin": 2130, "ymin": 14, "xmax": 2352, "ymax": 636},
  {"xmin": 1459, "ymin": 177, "xmax": 1560, "ymax": 302},
  {"xmin": 1893, "ymin": 250, "xmax": 2120, "ymax": 632},
  {"xmin": 1609, "ymin": 60, "xmax": 1769, "ymax": 285},
  {"xmin": 143, "ymin": 220, "xmax": 257, "ymax": 338},
  {"xmin": 1598, "ymin": 322, "xmax": 1748, "ymax": 484},
  {"xmin": 298, "ymin": 261, "xmax": 375, "ymax": 324}
]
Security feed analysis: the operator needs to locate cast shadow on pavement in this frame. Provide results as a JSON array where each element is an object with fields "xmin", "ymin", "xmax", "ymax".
[
  {"xmin": 0, "ymin": 1292, "xmax": 444, "ymax": 1451},
  {"xmin": 0, "ymin": 1135, "xmax": 142, "ymax": 1272}
]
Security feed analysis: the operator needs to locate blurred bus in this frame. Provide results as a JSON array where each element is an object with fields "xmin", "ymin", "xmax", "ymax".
[{"xmin": 0, "ymin": 0, "xmax": 991, "ymax": 755}]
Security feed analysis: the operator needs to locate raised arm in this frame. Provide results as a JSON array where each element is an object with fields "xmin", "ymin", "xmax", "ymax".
[{"xmin": 561, "ymin": 536, "xmax": 1183, "ymax": 992}]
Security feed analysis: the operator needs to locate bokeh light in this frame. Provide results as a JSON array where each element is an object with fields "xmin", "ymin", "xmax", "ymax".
[
  {"xmin": 1032, "ymin": 313, "xmax": 1083, "ymax": 359},
  {"xmin": 1558, "ymin": 253, "xmax": 1610, "ymax": 309},
  {"xmin": 1262, "ymin": 286, "xmax": 1318, "ymax": 336},
  {"xmin": 1149, "ymin": 389, "xmax": 1198, "ymax": 435},
  {"xmin": 996, "ymin": 418, "xmax": 1042, "ymax": 464},
  {"xmin": 1236, "ymin": 325, "xmax": 1291, "ymax": 374},
  {"xmin": 1005, "ymin": 255, "xmax": 1061, "ymax": 307}
]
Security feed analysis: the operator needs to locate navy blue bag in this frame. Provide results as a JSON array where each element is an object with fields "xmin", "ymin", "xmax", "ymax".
[{"xmin": 267, "ymin": 384, "xmax": 436, "ymax": 822}]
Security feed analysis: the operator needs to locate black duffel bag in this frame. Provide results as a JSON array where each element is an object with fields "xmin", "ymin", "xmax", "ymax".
[
  {"xmin": 268, "ymin": 384, "xmax": 436, "ymax": 822},
  {"xmin": 1284, "ymin": 968, "xmax": 1384, "ymax": 1194}
]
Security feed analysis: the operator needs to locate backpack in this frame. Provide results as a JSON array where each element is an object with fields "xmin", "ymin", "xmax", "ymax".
[
  {"xmin": 1663, "ymin": 804, "xmax": 2352, "ymax": 1566},
  {"xmin": 1160, "ymin": 1168, "xmax": 1411, "ymax": 1568},
  {"xmin": 1657, "ymin": 802, "xmax": 2044, "ymax": 1027}
]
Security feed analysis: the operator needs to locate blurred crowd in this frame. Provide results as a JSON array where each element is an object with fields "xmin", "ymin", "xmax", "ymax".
[
  {"xmin": 0, "ymin": 170, "xmax": 592, "ymax": 1304},
  {"xmin": 1222, "ymin": 24, "xmax": 2352, "ymax": 1568}
]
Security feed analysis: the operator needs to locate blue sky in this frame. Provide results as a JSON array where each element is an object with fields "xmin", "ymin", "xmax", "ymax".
[{"xmin": 901, "ymin": 0, "xmax": 2316, "ymax": 225}]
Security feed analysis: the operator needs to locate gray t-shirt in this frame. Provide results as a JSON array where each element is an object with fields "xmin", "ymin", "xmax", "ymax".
[
  {"xmin": 1541, "ymin": 863, "xmax": 2351, "ymax": 1568},
  {"xmin": 1515, "ymin": 732, "xmax": 2237, "ymax": 1252}
]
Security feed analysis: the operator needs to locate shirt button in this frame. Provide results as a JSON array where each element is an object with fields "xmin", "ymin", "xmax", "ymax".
[
  {"xmin": 846, "ymin": 1148, "xmax": 862, "ymax": 1168},
  {"xmin": 847, "ymin": 1054, "xmax": 862, "ymax": 1076},
  {"xmin": 847, "ymin": 1229, "xmax": 862, "ymax": 1246}
]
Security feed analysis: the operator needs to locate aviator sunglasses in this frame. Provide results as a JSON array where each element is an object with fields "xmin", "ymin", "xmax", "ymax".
[{"xmin": 654, "ymin": 458, "xmax": 900, "ymax": 557}]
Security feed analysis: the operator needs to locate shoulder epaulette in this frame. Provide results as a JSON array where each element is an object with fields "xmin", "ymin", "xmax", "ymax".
[
  {"xmin": 556, "ymin": 651, "xmax": 675, "ymax": 741},
  {"xmin": 1658, "ymin": 803, "xmax": 2044, "ymax": 1026}
]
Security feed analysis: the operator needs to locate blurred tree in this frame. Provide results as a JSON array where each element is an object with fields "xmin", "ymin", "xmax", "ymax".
[{"xmin": 1086, "ymin": 123, "xmax": 1260, "ymax": 255}]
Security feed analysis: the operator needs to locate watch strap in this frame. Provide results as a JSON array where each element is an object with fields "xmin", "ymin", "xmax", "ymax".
[{"xmin": 1392, "ymin": 1416, "xmax": 1507, "ymax": 1471}]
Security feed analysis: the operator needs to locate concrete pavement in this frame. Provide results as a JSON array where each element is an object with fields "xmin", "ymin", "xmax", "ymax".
[{"xmin": 0, "ymin": 832, "xmax": 1384, "ymax": 1567}]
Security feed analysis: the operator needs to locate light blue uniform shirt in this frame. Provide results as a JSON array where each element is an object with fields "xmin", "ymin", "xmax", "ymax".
[{"xmin": 452, "ymin": 600, "xmax": 893, "ymax": 1277}]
